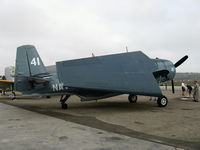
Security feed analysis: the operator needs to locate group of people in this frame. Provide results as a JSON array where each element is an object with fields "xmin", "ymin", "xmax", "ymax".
[{"xmin": 181, "ymin": 81, "xmax": 199, "ymax": 102}]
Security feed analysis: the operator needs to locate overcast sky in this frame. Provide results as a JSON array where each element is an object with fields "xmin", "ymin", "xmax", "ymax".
[{"xmin": 0, "ymin": 0, "xmax": 200, "ymax": 74}]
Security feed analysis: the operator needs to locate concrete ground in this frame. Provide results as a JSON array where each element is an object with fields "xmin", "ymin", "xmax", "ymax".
[
  {"xmin": 0, "ymin": 89, "xmax": 200, "ymax": 150},
  {"xmin": 0, "ymin": 103, "xmax": 176, "ymax": 150}
]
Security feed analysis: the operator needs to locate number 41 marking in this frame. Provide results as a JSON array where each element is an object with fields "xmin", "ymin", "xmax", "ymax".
[{"xmin": 31, "ymin": 57, "xmax": 40, "ymax": 66}]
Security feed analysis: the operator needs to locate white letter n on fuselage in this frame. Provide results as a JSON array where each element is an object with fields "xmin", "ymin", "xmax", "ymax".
[{"xmin": 52, "ymin": 83, "xmax": 64, "ymax": 91}]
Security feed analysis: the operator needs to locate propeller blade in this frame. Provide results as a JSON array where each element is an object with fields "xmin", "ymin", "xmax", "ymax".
[
  {"xmin": 174, "ymin": 55, "xmax": 188, "ymax": 68},
  {"xmin": 171, "ymin": 80, "xmax": 175, "ymax": 93}
]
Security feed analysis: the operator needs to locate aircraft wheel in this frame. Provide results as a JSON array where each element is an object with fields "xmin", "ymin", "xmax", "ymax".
[
  {"xmin": 128, "ymin": 94, "xmax": 137, "ymax": 103},
  {"xmin": 157, "ymin": 96, "xmax": 168, "ymax": 107},
  {"xmin": 11, "ymin": 92, "xmax": 16, "ymax": 100},
  {"xmin": 61, "ymin": 103, "xmax": 68, "ymax": 109},
  {"xmin": 46, "ymin": 96, "xmax": 51, "ymax": 99}
]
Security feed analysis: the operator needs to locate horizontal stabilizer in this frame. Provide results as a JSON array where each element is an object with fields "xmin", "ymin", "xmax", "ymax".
[{"xmin": 15, "ymin": 75, "xmax": 52, "ymax": 83}]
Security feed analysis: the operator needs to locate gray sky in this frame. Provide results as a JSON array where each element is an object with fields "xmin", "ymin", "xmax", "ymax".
[{"xmin": 0, "ymin": 0, "xmax": 200, "ymax": 74}]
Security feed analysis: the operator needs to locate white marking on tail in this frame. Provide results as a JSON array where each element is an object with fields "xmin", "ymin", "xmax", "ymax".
[{"xmin": 31, "ymin": 57, "xmax": 40, "ymax": 66}]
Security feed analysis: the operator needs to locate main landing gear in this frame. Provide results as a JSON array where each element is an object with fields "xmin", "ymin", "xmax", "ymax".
[
  {"xmin": 60, "ymin": 95, "xmax": 70, "ymax": 109},
  {"xmin": 128, "ymin": 94, "xmax": 168, "ymax": 107},
  {"xmin": 157, "ymin": 96, "xmax": 168, "ymax": 107},
  {"xmin": 11, "ymin": 91, "xmax": 16, "ymax": 101},
  {"xmin": 10, "ymin": 84, "xmax": 16, "ymax": 100},
  {"xmin": 128, "ymin": 94, "xmax": 137, "ymax": 103}
]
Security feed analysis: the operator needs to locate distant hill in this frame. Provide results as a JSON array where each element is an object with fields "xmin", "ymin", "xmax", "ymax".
[
  {"xmin": 46, "ymin": 65, "xmax": 200, "ymax": 81},
  {"xmin": 174, "ymin": 72, "xmax": 200, "ymax": 81}
]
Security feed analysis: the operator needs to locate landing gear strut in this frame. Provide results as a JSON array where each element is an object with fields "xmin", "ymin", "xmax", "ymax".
[{"xmin": 60, "ymin": 95, "xmax": 70, "ymax": 109}]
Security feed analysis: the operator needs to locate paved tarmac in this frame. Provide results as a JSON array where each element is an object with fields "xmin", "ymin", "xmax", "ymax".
[
  {"xmin": 0, "ymin": 89, "xmax": 200, "ymax": 150},
  {"xmin": 0, "ymin": 103, "xmax": 175, "ymax": 150}
]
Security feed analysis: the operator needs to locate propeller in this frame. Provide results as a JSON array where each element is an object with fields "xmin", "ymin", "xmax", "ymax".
[
  {"xmin": 171, "ymin": 80, "xmax": 175, "ymax": 93},
  {"xmin": 174, "ymin": 55, "xmax": 188, "ymax": 68},
  {"xmin": 171, "ymin": 55, "xmax": 188, "ymax": 93}
]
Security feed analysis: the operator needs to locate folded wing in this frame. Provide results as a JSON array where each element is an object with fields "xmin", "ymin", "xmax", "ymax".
[{"xmin": 56, "ymin": 51, "xmax": 162, "ymax": 97}]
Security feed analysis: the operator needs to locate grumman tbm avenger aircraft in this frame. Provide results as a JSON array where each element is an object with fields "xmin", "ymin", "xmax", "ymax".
[{"xmin": 13, "ymin": 45, "xmax": 188, "ymax": 109}]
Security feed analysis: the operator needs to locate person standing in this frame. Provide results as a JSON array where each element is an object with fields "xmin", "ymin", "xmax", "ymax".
[
  {"xmin": 186, "ymin": 84, "xmax": 193, "ymax": 97},
  {"xmin": 193, "ymin": 81, "xmax": 199, "ymax": 102},
  {"xmin": 181, "ymin": 82, "xmax": 187, "ymax": 97}
]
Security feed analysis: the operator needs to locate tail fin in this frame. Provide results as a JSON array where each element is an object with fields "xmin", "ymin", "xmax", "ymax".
[
  {"xmin": 15, "ymin": 45, "xmax": 47, "ymax": 76},
  {"xmin": 15, "ymin": 45, "xmax": 48, "ymax": 92}
]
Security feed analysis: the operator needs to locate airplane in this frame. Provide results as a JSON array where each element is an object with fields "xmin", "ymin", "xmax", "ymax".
[
  {"xmin": 0, "ymin": 79, "xmax": 15, "ymax": 96},
  {"xmin": 12, "ymin": 45, "xmax": 188, "ymax": 109}
]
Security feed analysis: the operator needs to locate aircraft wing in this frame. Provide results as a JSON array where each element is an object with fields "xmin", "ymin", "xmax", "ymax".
[
  {"xmin": 56, "ymin": 51, "xmax": 162, "ymax": 97},
  {"xmin": 0, "ymin": 80, "xmax": 14, "ymax": 91}
]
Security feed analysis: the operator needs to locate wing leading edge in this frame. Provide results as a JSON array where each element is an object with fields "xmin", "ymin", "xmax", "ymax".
[{"xmin": 56, "ymin": 51, "xmax": 162, "ymax": 97}]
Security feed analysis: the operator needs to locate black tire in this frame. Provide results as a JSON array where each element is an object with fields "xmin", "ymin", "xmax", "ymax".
[
  {"xmin": 61, "ymin": 103, "xmax": 68, "ymax": 109},
  {"xmin": 157, "ymin": 96, "xmax": 168, "ymax": 107},
  {"xmin": 128, "ymin": 94, "xmax": 137, "ymax": 103},
  {"xmin": 46, "ymin": 96, "xmax": 51, "ymax": 99},
  {"xmin": 11, "ymin": 92, "xmax": 16, "ymax": 100}
]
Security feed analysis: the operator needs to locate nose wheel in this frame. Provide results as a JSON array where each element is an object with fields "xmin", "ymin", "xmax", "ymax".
[{"xmin": 157, "ymin": 96, "xmax": 168, "ymax": 107}]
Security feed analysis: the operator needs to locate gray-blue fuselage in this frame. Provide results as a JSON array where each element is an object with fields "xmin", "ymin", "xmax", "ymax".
[{"xmin": 28, "ymin": 58, "xmax": 176, "ymax": 99}]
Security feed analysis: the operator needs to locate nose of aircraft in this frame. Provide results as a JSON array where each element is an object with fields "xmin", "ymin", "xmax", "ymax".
[
  {"xmin": 166, "ymin": 60, "xmax": 176, "ymax": 80},
  {"xmin": 168, "ymin": 55, "xmax": 188, "ymax": 93},
  {"xmin": 152, "ymin": 55, "xmax": 188, "ymax": 94}
]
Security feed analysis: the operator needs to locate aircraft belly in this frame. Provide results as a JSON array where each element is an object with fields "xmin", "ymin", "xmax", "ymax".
[{"xmin": 56, "ymin": 51, "xmax": 162, "ymax": 97}]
